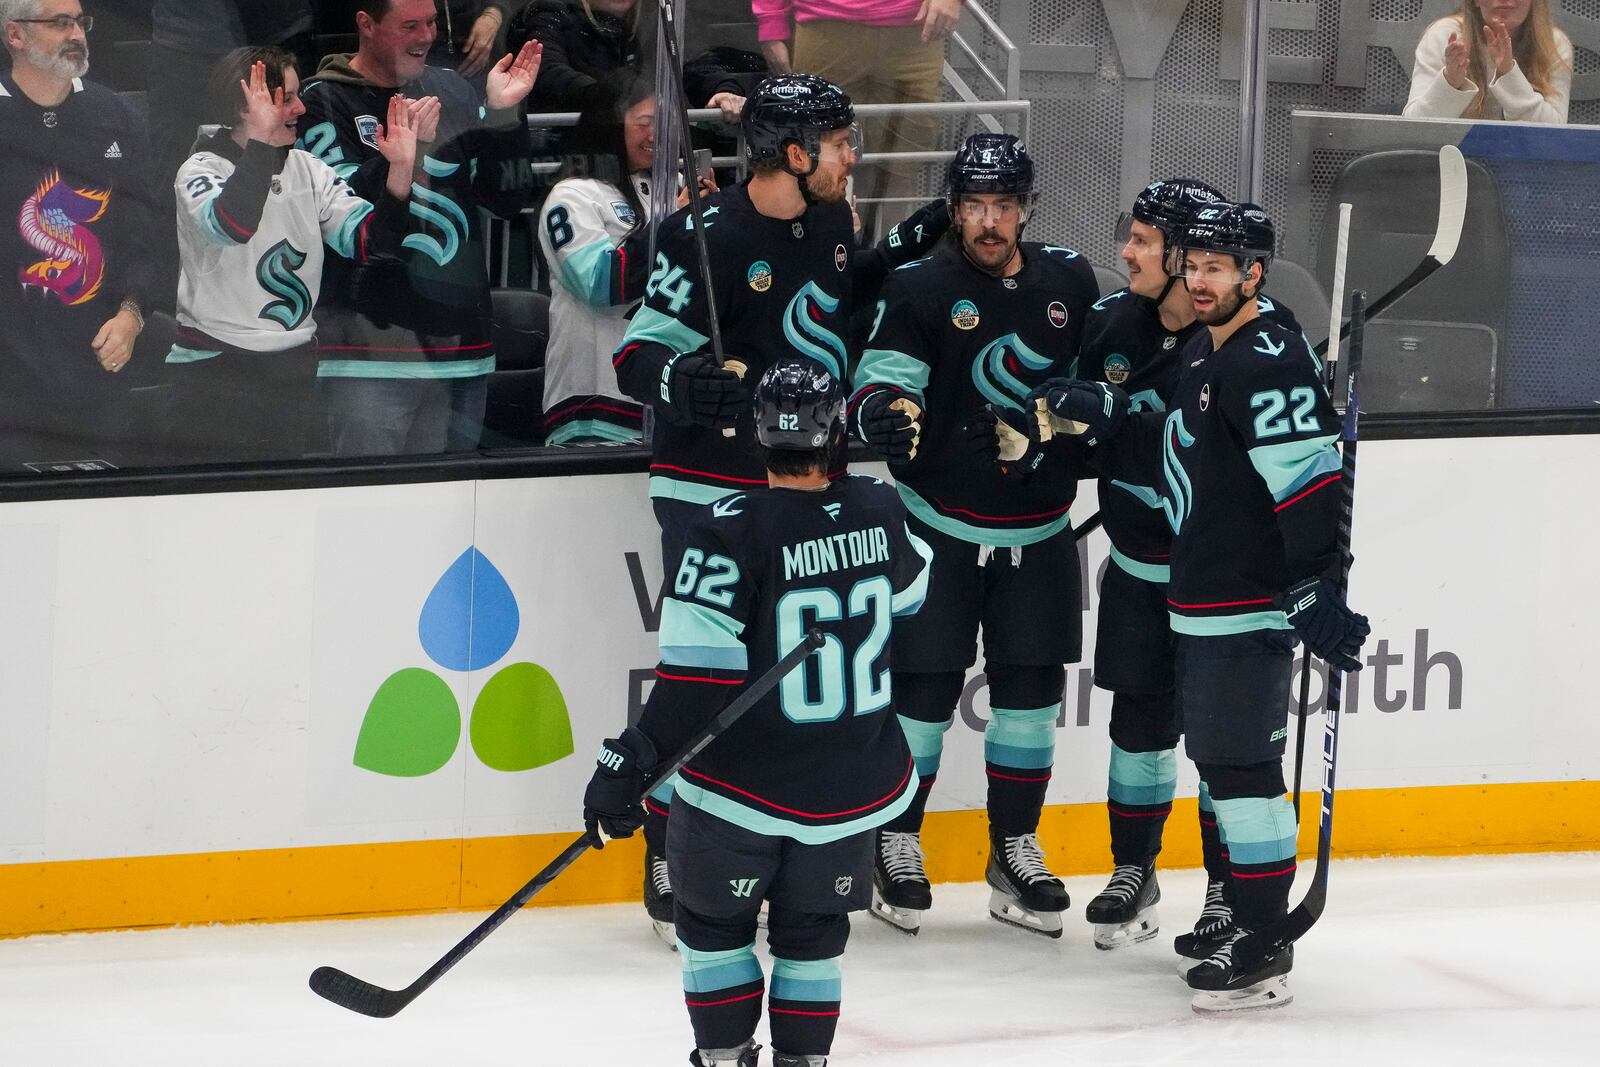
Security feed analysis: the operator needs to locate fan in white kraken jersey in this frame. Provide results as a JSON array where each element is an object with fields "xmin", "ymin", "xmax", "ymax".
[{"xmin": 166, "ymin": 47, "xmax": 419, "ymax": 463}]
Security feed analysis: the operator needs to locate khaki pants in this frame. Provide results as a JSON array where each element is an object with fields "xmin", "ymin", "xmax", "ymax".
[{"xmin": 792, "ymin": 20, "xmax": 945, "ymax": 233}]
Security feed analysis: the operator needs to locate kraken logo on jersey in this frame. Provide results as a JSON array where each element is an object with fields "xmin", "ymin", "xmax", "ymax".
[
  {"xmin": 782, "ymin": 282, "xmax": 847, "ymax": 379},
  {"xmin": 404, "ymin": 183, "xmax": 472, "ymax": 267},
  {"xmin": 1103, "ymin": 353, "xmax": 1131, "ymax": 384},
  {"xmin": 972, "ymin": 333, "xmax": 1052, "ymax": 412},
  {"xmin": 256, "ymin": 239, "xmax": 312, "ymax": 330},
  {"xmin": 1160, "ymin": 409, "xmax": 1197, "ymax": 533}
]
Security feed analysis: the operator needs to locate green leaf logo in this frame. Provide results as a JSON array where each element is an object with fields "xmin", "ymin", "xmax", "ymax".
[
  {"xmin": 470, "ymin": 662, "xmax": 574, "ymax": 772},
  {"xmin": 353, "ymin": 668, "xmax": 462, "ymax": 777}
]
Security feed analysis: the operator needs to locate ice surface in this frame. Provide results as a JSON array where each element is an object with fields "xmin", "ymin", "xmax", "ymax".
[{"xmin": 1, "ymin": 853, "xmax": 1595, "ymax": 1064}]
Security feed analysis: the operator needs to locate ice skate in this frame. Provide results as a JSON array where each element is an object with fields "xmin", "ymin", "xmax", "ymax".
[
  {"xmin": 1187, "ymin": 929, "xmax": 1293, "ymax": 1013},
  {"xmin": 772, "ymin": 1054, "xmax": 827, "ymax": 1067},
  {"xmin": 645, "ymin": 850, "xmax": 676, "ymax": 949},
  {"xmin": 690, "ymin": 1040, "xmax": 760, "ymax": 1066},
  {"xmin": 870, "ymin": 830, "xmax": 932, "ymax": 935},
  {"xmin": 985, "ymin": 831, "xmax": 1069, "ymax": 938},
  {"xmin": 1084, "ymin": 862, "xmax": 1159, "ymax": 949},
  {"xmin": 1174, "ymin": 877, "xmax": 1234, "ymax": 975}
]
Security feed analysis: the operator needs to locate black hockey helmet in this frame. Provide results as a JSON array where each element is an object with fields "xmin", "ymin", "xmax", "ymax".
[
  {"xmin": 742, "ymin": 75, "xmax": 856, "ymax": 175},
  {"xmin": 1176, "ymin": 201, "xmax": 1275, "ymax": 281},
  {"xmin": 947, "ymin": 133, "xmax": 1035, "ymax": 201},
  {"xmin": 1115, "ymin": 178, "xmax": 1225, "ymax": 270},
  {"xmin": 753, "ymin": 358, "xmax": 845, "ymax": 451}
]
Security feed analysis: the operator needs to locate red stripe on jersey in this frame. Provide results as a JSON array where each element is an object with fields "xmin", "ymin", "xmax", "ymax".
[
  {"xmin": 1166, "ymin": 596, "xmax": 1274, "ymax": 610},
  {"xmin": 679, "ymin": 756, "xmax": 914, "ymax": 820},
  {"xmin": 1274, "ymin": 473, "xmax": 1342, "ymax": 512}
]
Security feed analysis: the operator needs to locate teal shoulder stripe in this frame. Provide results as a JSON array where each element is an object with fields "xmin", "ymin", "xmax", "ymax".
[
  {"xmin": 555, "ymin": 239, "xmax": 616, "ymax": 307},
  {"xmin": 1168, "ymin": 610, "xmax": 1293, "ymax": 637},
  {"xmin": 672, "ymin": 771, "xmax": 915, "ymax": 844},
  {"xmin": 316, "ymin": 356, "xmax": 495, "ymax": 379},
  {"xmin": 894, "ymin": 482, "xmax": 1071, "ymax": 548},
  {"xmin": 891, "ymin": 527, "xmax": 933, "ymax": 617},
  {"xmin": 649, "ymin": 476, "xmax": 739, "ymax": 505},
  {"xmin": 855, "ymin": 348, "xmax": 930, "ymax": 402},
  {"xmin": 1248, "ymin": 433, "xmax": 1340, "ymax": 502},
  {"xmin": 625, "ymin": 304, "xmax": 710, "ymax": 355},
  {"xmin": 325, "ymin": 200, "xmax": 374, "ymax": 260},
  {"xmin": 660, "ymin": 599, "xmax": 747, "ymax": 668},
  {"xmin": 1109, "ymin": 544, "xmax": 1170, "ymax": 584}
]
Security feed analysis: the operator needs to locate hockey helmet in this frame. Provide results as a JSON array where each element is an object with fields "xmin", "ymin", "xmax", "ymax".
[
  {"xmin": 1115, "ymin": 178, "xmax": 1225, "ymax": 273},
  {"xmin": 947, "ymin": 133, "xmax": 1035, "ymax": 202},
  {"xmin": 753, "ymin": 359, "xmax": 845, "ymax": 451},
  {"xmin": 742, "ymin": 75, "xmax": 856, "ymax": 175},
  {"xmin": 1176, "ymin": 201, "xmax": 1275, "ymax": 281}
]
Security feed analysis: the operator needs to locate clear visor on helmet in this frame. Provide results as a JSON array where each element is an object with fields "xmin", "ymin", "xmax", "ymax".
[
  {"xmin": 816, "ymin": 123, "xmax": 862, "ymax": 162},
  {"xmin": 955, "ymin": 194, "xmax": 1030, "ymax": 225},
  {"xmin": 1180, "ymin": 251, "xmax": 1258, "ymax": 287},
  {"xmin": 1117, "ymin": 212, "xmax": 1185, "ymax": 277}
]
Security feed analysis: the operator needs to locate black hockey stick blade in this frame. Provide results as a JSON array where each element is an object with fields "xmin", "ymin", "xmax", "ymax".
[
  {"xmin": 1312, "ymin": 144, "xmax": 1467, "ymax": 358},
  {"xmin": 1072, "ymin": 511, "xmax": 1103, "ymax": 540},
  {"xmin": 309, "ymin": 628, "xmax": 827, "ymax": 1018}
]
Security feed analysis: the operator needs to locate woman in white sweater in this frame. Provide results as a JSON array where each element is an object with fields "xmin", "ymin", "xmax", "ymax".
[{"xmin": 1404, "ymin": 0, "xmax": 1572, "ymax": 124}]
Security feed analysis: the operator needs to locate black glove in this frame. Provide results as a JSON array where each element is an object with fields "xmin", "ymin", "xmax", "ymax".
[
  {"xmin": 882, "ymin": 198, "xmax": 952, "ymax": 265},
  {"xmin": 582, "ymin": 726, "xmax": 658, "ymax": 847},
  {"xmin": 660, "ymin": 353, "xmax": 746, "ymax": 429},
  {"xmin": 1275, "ymin": 576, "xmax": 1371, "ymax": 673},
  {"xmin": 1030, "ymin": 378, "xmax": 1130, "ymax": 445},
  {"xmin": 965, "ymin": 405, "xmax": 1047, "ymax": 481},
  {"xmin": 856, "ymin": 389, "xmax": 919, "ymax": 464}
]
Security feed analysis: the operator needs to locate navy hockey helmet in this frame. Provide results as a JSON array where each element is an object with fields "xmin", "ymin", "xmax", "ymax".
[
  {"xmin": 753, "ymin": 359, "xmax": 846, "ymax": 451},
  {"xmin": 742, "ymin": 75, "xmax": 856, "ymax": 175},
  {"xmin": 1115, "ymin": 178, "xmax": 1225, "ymax": 273},
  {"xmin": 947, "ymin": 133, "xmax": 1035, "ymax": 202},
  {"xmin": 1176, "ymin": 201, "xmax": 1275, "ymax": 281}
]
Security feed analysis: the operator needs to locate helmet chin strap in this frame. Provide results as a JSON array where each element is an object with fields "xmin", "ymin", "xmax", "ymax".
[{"xmin": 783, "ymin": 141, "xmax": 822, "ymax": 205}]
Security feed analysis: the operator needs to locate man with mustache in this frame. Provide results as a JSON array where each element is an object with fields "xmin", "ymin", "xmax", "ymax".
[
  {"xmin": 849, "ymin": 133, "xmax": 1099, "ymax": 939},
  {"xmin": 0, "ymin": 0, "xmax": 154, "ymax": 466}
]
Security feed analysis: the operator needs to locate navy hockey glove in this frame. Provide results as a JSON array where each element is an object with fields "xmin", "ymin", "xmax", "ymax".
[
  {"xmin": 856, "ymin": 390, "xmax": 921, "ymax": 464},
  {"xmin": 966, "ymin": 405, "xmax": 1048, "ymax": 481},
  {"xmin": 1030, "ymin": 379, "xmax": 1130, "ymax": 445},
  {"xmin": 582, "ymin": 727, "xmax": 658, "ymax": 847},
  {"xmin": 1275, "ymin": 576, "xmax": 1371, "ymax": 673},
  {"xmin": 660, "ymin": 353, "xmax": 747, "ymax": 429},
  {"xmin": 882, "ymin": 198, "xmax": 952, "ymax": 266}
]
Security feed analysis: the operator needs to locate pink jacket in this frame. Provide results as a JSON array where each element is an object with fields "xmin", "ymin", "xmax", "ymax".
[{"xmin": 752, "ymin": 1, "xmax": 927, "ymax": 43}]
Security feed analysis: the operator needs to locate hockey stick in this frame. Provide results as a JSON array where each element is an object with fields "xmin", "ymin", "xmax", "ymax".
[
  {"xmin": 309, "ymin": 627, "xmax": 827, "ymax": 1018},
  {"xmin": 1309, "ymin": 143, "xmax": 1467, "ymax": 360},
  {"xmin": 1072, "ymin": 511, "xmax": 1102, "ymax": 540},
  {"xmin": 1256, "ymin": 288, "xmax": 1367, "ymax": 956},
  {"xmin": 653, "ymin": 0, "xmax": 741, "ymax": 438}
]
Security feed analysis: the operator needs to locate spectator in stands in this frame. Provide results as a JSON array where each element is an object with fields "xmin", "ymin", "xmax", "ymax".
[
  {"xmin": 298, "ymin": 0, "xmax": 540, "ymax": 456},
  {"xmin": 538, "ymin": 76, "xmax": 713, "ymax": 446},
  {"xmin": 165, "ymin": 49, "xmax": 419, "ymax": 463},
  {"xmin": 1404, "ymin": 0, "xmax": 1572, "ymax": 124},
  {"xmin": 753, "ymin": 0, "xmax": 961, "ymax": 233},
  {"xmin": 0, "ymin": 0, "xmax": 154, "ymax": 466},
  {"xmin": 429, "ymin": 1, "xmax": 510, "ymax": 78}
]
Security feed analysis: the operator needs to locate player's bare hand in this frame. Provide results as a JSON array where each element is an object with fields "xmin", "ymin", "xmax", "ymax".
[
  {"xmin": 92, "ymin": 306, "xmax": 141, "ymax": 373},
  {"xmin": 457, "ymin": 7, "xmax": 502, "ymax": 78},
  {"xmin": 917, "ymin": 0, "xmax": 962, "ymax": 44},
  {"xmin": 1482, "ymin": 19, "xmax": 1515, "ymax": 78},
  {"xmin": 761, "ymin": 40, "xmax": 792, "ymax": 75},
  {"xmin": 1443, "ymin": 31, "xmax": 1472, "ymax": 90},
  {"xmin": 239, "ymin": 60, "xmax": 284, "ymax": 145},
  {"xmin": 675, "ymin": 175, "xmax": 717, "ymax": 209},
  {"xmin": 406, "ymin": 95, "xmax": 442, "ymax": 146},
  {"xmin": 485, "ymin": 40, "xmax": 543, "ymax": 110},
  {"xmin": 377, "ymin": 93, "xmax": 420, "ymax": 197}
]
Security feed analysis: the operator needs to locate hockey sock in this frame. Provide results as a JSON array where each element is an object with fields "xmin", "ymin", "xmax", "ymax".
[
  {"xmin": 1197, "ymin": 779, "xmax": 1232, "ymax": 899},
  {"xmin": 767, "ymin": 908, "xmax": 849, "ymax": 1056},
  {"xmin": 884, "ymin": 714, "xmax": 952, "ymax": 832},
  {"xmin": 984, "ymin": 665, "xmax": 1062, "ymax": 836},
  {"xmin": 1106, "ymin": 743, "xmax": 1176, "ymax": 866},
  {"xmin": 1202, "ymin": 762, "xmax": 1297, "ymax": 930},
  {"xmin": 678, "ymin": 912, "xmax": 764, "ymax": 1052}
]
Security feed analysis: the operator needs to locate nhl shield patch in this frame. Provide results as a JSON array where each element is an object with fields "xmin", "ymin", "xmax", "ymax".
[
  {"xmin": 950, "ymin": 299, "xmax": 980, "ymax": 330},
  {"xmin": 835, "ymin": 876, "xmax": 853, "ymax": 896},
  {"xmin": 1103, "ymin": 353, "xmax": 1131, "ymax": 384},
  {"xmin": 354, "ymin": 114, "xmax": 382, "ymax": 151}
]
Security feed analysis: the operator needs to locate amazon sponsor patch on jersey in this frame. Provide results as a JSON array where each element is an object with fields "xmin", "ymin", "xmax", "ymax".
[
  {"xmin": 1103, "ymin": 353, "xmax": 1131, "ymax": 384},
  {"xmin": 950, "ymin": 299, "xmax": 980, "ymax": 330},
  {"xmin": 747, "ymin": 260, "xmax": 773, "ymax": 292}
]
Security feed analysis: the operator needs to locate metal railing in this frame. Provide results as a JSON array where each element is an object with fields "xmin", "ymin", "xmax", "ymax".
[{"xmin": 945, "ymin": 0, "xmax": 1022, "ymax": 134}]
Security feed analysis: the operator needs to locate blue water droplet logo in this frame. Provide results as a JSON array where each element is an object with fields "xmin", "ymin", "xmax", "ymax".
[{"xmin": 418, "ymin": 547, "xmax": 520, "ymax": 672}]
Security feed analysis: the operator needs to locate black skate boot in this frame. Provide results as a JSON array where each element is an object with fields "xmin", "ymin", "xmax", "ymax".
[
  {"xmin": 1174, "ymin": 877, "xmax": 1234, "ymax": 975},
  {"xmin": 870, "ymin": 830, "xmax": 932, "ymax": 935},
  {"xmin": 689, "ymin": 1041, "xmax": 760, "ymax": 1066},
  {"xmin": 985, "ymin": 830, "xmax": 1069, "ymax": 938},
  {"xmin": 1084, "ymin": 862, "xmax": 1160, "ymax": 950},
  {"xmin": 772, "ymin": 1054, "xmax": 827, "ymax": 1067},
  {"xmin": 1186, "ymin": 930, "xmax": 1293, "ymax": 1013},
  {"xmin": 645, "ymin": 849, "xmax": 676, "ymax": 949}
]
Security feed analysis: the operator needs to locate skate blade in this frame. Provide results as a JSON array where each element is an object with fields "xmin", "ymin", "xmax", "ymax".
[
  {"xmin": 988, "ymin": 890, "xmax": 1064, "ymax": 939},
  {"xmin": 1191, "ymin": 975, "xmax": 1292, "ymax": 1014},
  {"xmin": 1092, "ymin": 909, "xmax": 1158, "ymax": 951},
  {"xmin": 652, "ymin": 919, "xmax": 677, "ymax": 951},
  {"xmin": 868, "ymin": 893, "xmax": 922, "ymax": 936}
]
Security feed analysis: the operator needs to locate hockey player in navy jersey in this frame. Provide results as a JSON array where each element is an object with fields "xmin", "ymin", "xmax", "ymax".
[
  {"xmin": 612, "ymin": 73, "xmax": 947, "ymax": 942},
  {"xmin": 849, "ymin": 133, "xmax": 1099, "ymax": 938},
  {"xmin": 582, "ymin": 359, "xmax": 933, "ymax": 1067},
  {"xmin": 1039, "ymin": 203, "xmax": 1370, "ymax": 1010},
  {"xmin": 1073, "ymin": 179, "xmax": 1305, "ymax": 952}
]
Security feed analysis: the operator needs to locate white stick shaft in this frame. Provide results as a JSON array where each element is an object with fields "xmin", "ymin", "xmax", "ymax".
[{"xmin": 1325, "ymin": 202, "xmax": 1353, "ymax": 373}]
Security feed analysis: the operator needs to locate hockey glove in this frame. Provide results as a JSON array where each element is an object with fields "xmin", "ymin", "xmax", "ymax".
[
  {"xmin": 966, "ymin": 405, "xmax": 1048, "ymax": 482},
  {"xmin": 582, "ymin": 726, "xmax": 658, "ymax": 847},
  {"xmin": 1275, "ymin": 576, "xmax": 1371, "ymax": 673},
  {"xmin": 882, "ymin": 198, "xmax": 952, "ymax": 266},
  {"xmin": 660, "ymin": 353, "xmax": 747, "ymax": 429},
  {"xmin": 1030, "ymin": 379, "xmax": 1130, "ymax": 446},
  {"xmin": 856, "ymin": 390, "xmax": 921, "ymax": 464}
]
